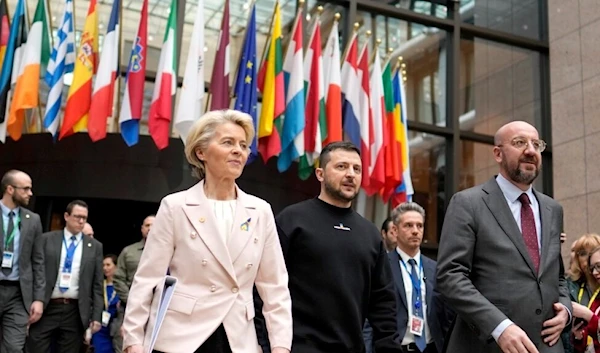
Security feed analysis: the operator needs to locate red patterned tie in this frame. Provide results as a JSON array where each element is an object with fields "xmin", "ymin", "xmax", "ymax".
[{"xmin": 518, "ymin": 193, "xmax": 540, "ymax": 272}]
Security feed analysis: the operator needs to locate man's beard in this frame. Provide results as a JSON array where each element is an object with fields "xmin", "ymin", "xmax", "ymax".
[
  {"xmin": 12, "ymin": 194, "xmax": 28, "ymax": 207},
  {"xmin": 503, "ymin": 157, "xmax": 539, "ymax": 185},
  {"xmin": 324, "ymin": 178, "xmax": 358, "ymax": 204}
]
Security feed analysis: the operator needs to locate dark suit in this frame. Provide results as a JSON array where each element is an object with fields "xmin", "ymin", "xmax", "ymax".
[
  {"xmin": 436, "ymin": 177, "xmax": 570, "ymax": 353},
  {"xmin": 0, "ymin": 207, "xmax": 45, "ymax": 353},
  {"xmin": 27, "ymin": 230, "xmax": 103, "ymax": 353},
  {"xmin": 363, "ymin": 252, "xmax": 453, "ymax": 353}
]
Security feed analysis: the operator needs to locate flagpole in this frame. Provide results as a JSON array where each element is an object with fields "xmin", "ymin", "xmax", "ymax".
[
  {"xmin": 340, "ymin": 21, "xmax": 359, "ymax": 65},
  {"xmin": 259, "ymin": 0, "xmax": 278, "ymax": 70},
  {"xmin": 230, "ymin": 0, "xmax": 255, "ymax": 101},
  {"xmin": 114, "ymin": 0, "xmax": 123, "ymax": 133}
]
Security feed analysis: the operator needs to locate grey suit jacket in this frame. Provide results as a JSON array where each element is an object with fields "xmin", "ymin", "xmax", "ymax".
[
  {"xmin": 42, "ymin": 230, "xmax": 104, "ymax": 327},
  {"xmin": 0, "ymin": 209, "xmax": 46, "ymax": 312},
  {"xmin": 436, "ymin": 177, "xmax": 570, "ymax": 353}
]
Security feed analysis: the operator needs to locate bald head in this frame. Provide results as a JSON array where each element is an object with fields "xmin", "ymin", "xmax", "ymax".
[
  {"xmin": 494, "ymin": 121, "xmax": 539, "ymax": 146},
  {"xmin": 83, "ymin": 223, "xmax": 94, "ymax": 238}
]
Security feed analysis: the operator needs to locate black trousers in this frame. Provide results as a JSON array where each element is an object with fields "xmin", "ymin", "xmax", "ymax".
[
  {"xmin": 27, "ymin": 301, "xmax": 84, "ymax": 353},
  {"xmin": 153, "ymin": 324, "xmax": 232, "ymax": 353}
]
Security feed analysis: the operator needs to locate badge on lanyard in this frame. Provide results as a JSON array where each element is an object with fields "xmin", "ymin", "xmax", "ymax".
[
  {"xmin": 410, "ymin": 315, "xmax": 424, "ymax": 336},
  {"xmin": 101, "ymin": 310, "xmax": 111, "ymax": 327},
  {"xmin": 59, "ymin": 272, "xmax": 72, "ymax": 288},
  {"xmin": 1, "ymin": 251, "xmax": 13, "ymax": 268}
]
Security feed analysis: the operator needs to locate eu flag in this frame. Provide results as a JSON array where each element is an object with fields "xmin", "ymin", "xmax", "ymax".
[{"xmin": 233, "ymin": 4, "xmax": 257, "ymax": 164}]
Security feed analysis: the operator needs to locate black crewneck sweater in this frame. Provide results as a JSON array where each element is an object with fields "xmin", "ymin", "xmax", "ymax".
[{"xmin": 275, "ymin": 198, "xmax": 400, "ymax": 353}]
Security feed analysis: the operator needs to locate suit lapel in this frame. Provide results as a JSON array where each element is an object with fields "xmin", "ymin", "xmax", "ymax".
[
  {"xmin": 182, "ymin": 181, "xmax": 236, "ymax": 281},
  {"xmin": 536, "ymin": 191, "xmax": 553, "ymax": 277},
  {"xmin": 482, "ymin": 178, "xmax": 537, "ymax": 276},
  {"xmin": 388, "ymin": 250, "xmax": 408, "ymax": 309},
  {"xmin": 80, "ymin": 235, "xmax": 94, "ymax": 274},
  {"xmin": 18, "ymin": 209, "xmax": 30, "ymax": 255},
  {"xmin": 227, "ymin": 189, "xmax": 258, "ymax": 264},
  {"xmin": 423, "ymin": 257, "xmax": 435, "ymax": 315}
]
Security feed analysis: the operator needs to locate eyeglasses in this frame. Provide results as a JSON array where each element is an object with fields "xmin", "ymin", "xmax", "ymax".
[
  {"xmin": 590, "ymin": 263, "xmax": 600, "ymax": 273},
  {"xmin": 70, "ymin": 214, "xmax": 88, "ymax": 221},
  {"xmin": 497, "ymin": 137, "xmax": 547, "ymax": 153},
  {"xmin": 11, "ymin": 185, "xmax": 32, "ymax": 192}
]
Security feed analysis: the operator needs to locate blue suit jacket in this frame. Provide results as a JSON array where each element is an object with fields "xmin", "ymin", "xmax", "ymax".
[{"xmin": 364, "ymin": 251, "xmax": 453, "ymax": 353}]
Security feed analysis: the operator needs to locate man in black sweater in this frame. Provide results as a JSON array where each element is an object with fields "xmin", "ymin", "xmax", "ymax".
[{"xmin": 263, "ymin": 141, "xmax": 401, "ymax": 353}]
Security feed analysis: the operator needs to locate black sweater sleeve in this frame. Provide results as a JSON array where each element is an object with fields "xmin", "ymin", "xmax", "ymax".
[{"xmin": 368, "ymin": 242, "xmax": 403, "ymax": 353}]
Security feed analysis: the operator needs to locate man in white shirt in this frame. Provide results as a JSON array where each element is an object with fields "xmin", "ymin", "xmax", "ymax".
[
  {"xmin": 366, "ymin": 202, "xmax": 452, "ymax": 353},
  {"xmin": 27, "ymin": 200, "xmax": 104, "ymax": 353},
  {"xmin": 437, "ymin": 121, "xmax": 571, "ymax": 353}
]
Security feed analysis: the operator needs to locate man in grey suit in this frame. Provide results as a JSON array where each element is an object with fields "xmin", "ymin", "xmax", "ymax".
[
  {"xmin": 27, "ymin": 200, "xmax": 104, "ymax": 353},
  {"xmin": 0, "ymin": 170, "xmax": 45, "ymax": 353},
  {"xmin": 437, "ymin": 121, "xmax": 571, "ymax": 353}
]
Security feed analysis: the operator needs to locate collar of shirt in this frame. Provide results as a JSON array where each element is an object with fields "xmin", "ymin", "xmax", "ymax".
[
  {"xmin": 0, "ymin": 200, "xmax": 20, "ymax": 218},
  {"xmin": 396, "ymin": 247, "xmax": 422, "ymax": 268},
  {"xmin": 63, "ymin": 228, "xmax": 82, "ymax": 243},
  {"xmin": 496, "ymin": 173, "xmax": 536, "ymax": 206}
]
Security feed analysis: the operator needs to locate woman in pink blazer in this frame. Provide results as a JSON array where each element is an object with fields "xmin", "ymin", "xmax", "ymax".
[{"xmin": 122, "ymin": 110, "xmax": 293, "ymax": 353}]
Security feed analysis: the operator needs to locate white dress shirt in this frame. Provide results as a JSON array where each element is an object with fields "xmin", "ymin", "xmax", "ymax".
[
  {"xmin": 396, "ymin": 248, "xmax": 432, "ymax": 345},
  {"xmin": 51, "ymin": 229, "xmax": 83, "ymax": 299}
]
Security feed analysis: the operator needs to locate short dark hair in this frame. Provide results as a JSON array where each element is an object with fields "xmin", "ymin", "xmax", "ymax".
[
  {"xmin": 66, "ymin": 200, "xmax": 88, "ymax": 214},
  {"xmin": 1, "ymin": 170, "xmax": 22, "ymax": 195},
  {"xmin": 381, "ymin": 217, "xmax": 393, "ymax": 233},
  {"xmin": 104, "ymin": 254, "xmax": 118, "ymax": 265},
  {"xmin": 319, "ymin": 141, "xmax": 360, "ymax": 168}
]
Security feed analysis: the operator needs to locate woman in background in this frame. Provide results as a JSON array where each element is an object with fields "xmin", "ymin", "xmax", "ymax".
[
  {"xmin": 92, "ymin": 254, "xmax": 121, "ymax": 353},
  {"xmin": 572, "ymin": 245, "xmax": 600, "ymax": 352}
]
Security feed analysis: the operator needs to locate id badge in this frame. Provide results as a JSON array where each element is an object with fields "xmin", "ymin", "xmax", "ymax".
[
  {"xmin": 409, "ymin": 315, "xmax": 424, "ymax": 336},
  {"xmin": 2, "ymin": 251, "xmax": 13, "ymax": 268},
  {"xmin": 101, "ymin": 310, "xmax": 111, "ymax": 327},
  {"xmin": 59, "ymin": 272, "xmax": 72, "ymax": 288}
]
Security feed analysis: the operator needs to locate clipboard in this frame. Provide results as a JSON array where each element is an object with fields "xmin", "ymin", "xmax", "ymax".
[{"xmin": 146, "ymin": 275, "xmax": 178, "ymax": 353}]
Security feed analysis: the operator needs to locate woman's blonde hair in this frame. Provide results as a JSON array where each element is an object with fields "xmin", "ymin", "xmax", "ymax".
[
  {"xmin": 184, "ymin": 109, "xmax": 255, "ymax": 180},
  {"xmin": 570, "ymin": 233, "xmax": 600, "ymax": 281}
]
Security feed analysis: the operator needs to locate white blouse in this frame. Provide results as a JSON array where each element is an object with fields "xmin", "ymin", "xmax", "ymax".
[{"xmin": 208, "ymin": 199, "xmax": 236, "ymax": 244}]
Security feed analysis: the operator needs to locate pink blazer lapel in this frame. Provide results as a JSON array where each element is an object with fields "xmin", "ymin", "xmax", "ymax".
[
  {"xmin": 227, "ymin": 188, "xmax": 259, "ymax": 264},
  {"xmin": 182, "ymin": 181, "xmax": 236, "ymax": 281}
]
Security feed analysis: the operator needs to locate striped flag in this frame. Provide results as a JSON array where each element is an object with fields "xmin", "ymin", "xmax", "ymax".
[
  {"xmin": 322, "ymin": 20, "xmax": 342, "ymax": 145},
  {"xmin": 0, "ymin": 0, "xmax": 26, "ymax": 143},
  {"xmin": 365, "ymin": 53, "xmax": 385, "ymax": 195},
  {"xmin": 43, "ymin": 0, "xmax": 75, "ymax": 139},
  {"xmin": 209, "ymin": 0, "xmax": 229, "ymax": 110},
  {"xmin": 148, "ymin": 0, "xmax": 177, "ymax": 150},
  {"xmin": 9, "ymin": 0, "xmax": 48, "ymax": 141},
  {"xmin": 277, "ymin": 9, "xmax": 304, "ymax": 173},
  {"xmin": 257, "ymin": 1, "xmax": 284, "ymax": 163},
  {"xmin": 381, "ymin": 59, "xmax": 402, "ymax": 201},
  {"xmin": 0, "ymin": 0, "xmax": 10, "ymax": 71},
  {"xmin": 60, "ymin": 0, "xmax": 98, "ymax": 139},
  {"xmin": 298, "ymin": 17, "xmax": 325, "ymax": 180},
  {"xmin": 391, "ymin": 68, "xmax": 413, "ymax": 207},
  {"xmin": 88, "ymin": 0, "xmax": 120, "ymax": 142},
  {"xmin": 232, "ymin": 4, "xmax": 257, "ymax": 163},
  {"xmin": 357, "ymin": 41, "xmax": 372, "ymax": 189},
  {"xmin": 174, "ymin": 0, "xmax": 203, "ymax": 143},
  {"xmin": 340, "ymin": 33, "xmax": 360, "ymax": 149},
  {"xmin": 119, "ymin": 0, "xmax": 148, "ymax": 146}
]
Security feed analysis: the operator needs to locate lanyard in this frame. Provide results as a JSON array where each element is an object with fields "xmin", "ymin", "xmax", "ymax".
[
  {"xmin": 103, "ymin": 280, "xmax": 117, "ymax": 310},
  {"xmin": 3, "ymin": 212, "xmax": 20, "ymax": 248},
  {"xmin": 578, "ymin": 282, "xmax": 600, "ymax": 309},
  {"xmin": 62, "ymin": 236, "xmax": 82, "ymax": 272},
  {"xmin": 399, "ymin": 256, "xmax": 424, "ymax": 306}
]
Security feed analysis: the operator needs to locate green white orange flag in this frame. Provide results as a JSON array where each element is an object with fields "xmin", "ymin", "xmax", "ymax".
[
  {"xmin": 7, "ymin": 0, "xmax": 51, "ymax": 140},
  {"xmin": 257, "ymin": 1, "xmax": 284, "ymax": 163},
  {"xmin": 148, "ymin": 0, "xmax": 177, "ymax": 150},
  {"xmin": 60, "ymin": 0, "xmax": 98, "ymax": 139}
]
